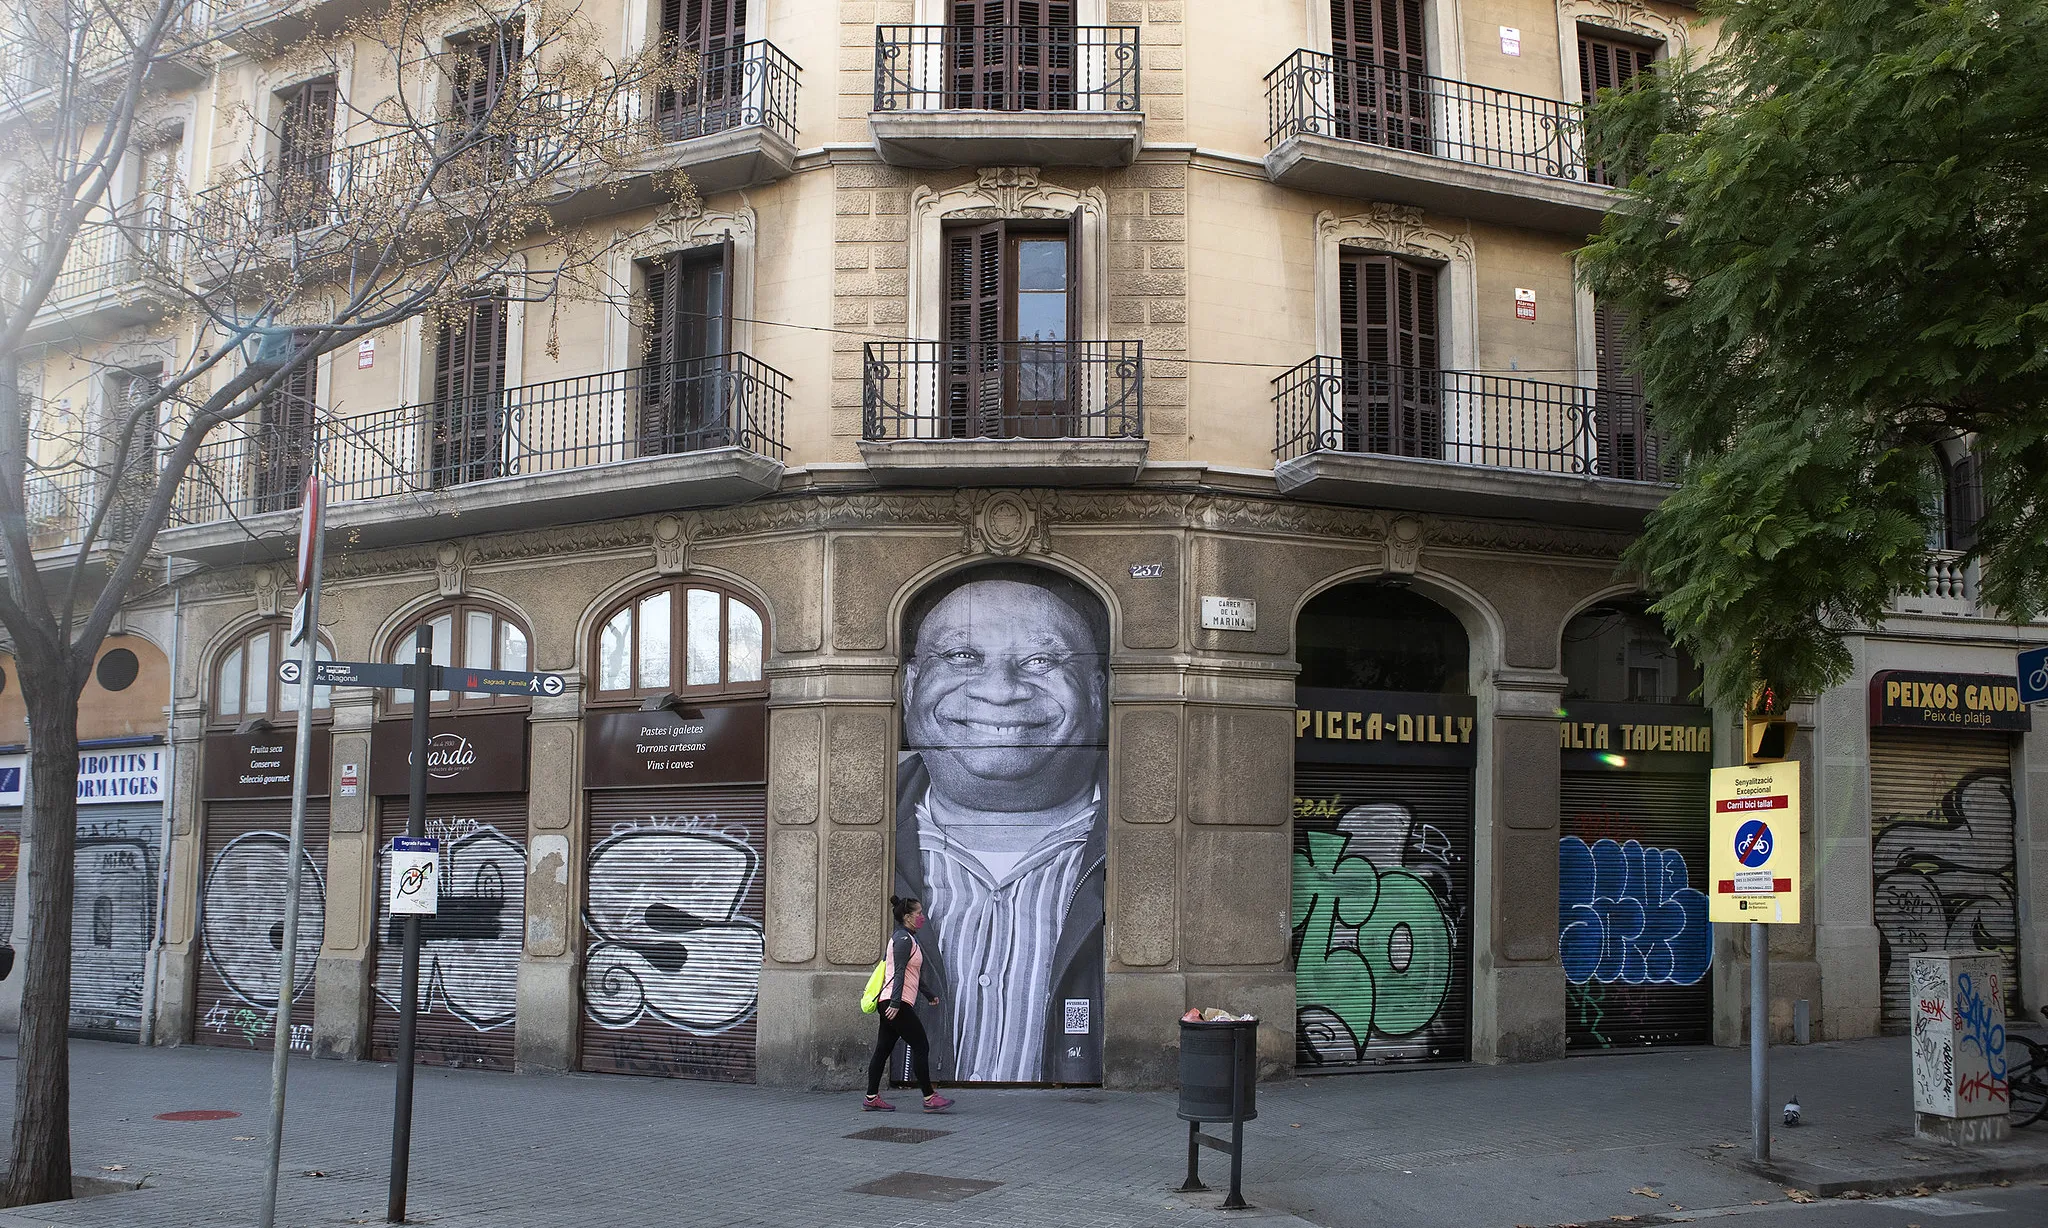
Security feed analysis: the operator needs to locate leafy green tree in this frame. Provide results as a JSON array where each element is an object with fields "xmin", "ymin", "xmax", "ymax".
[{"xmin": 1578, "ymin": 0, "xmax": 2048, "ymax": 707}]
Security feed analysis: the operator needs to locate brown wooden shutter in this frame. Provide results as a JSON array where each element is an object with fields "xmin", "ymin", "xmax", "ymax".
[
  {"xmin": 948, "ymin": 0, "xmax": 1074, "ymax": 111},
  {"xmin": 1593, "ymin": 301, "xmax": 1654, "ymax": 479},
  {"xmin": 1340, "ymin": 253, "xmax": 1440, "ymax": 458},
  {"xmin": 1329, "ymin": 0, "xmax": 1429, "ymax": 150},
  {"xmin": 944, "ymin": 221, "xmax": 1005, "ymax": 437},
  {"xmin": 431, "ymin": 298, "xmax": 510, "ymax": 487},
  {"xmin": 639, "ymin": 250, "xmax": 731, "ymax": 454},
  {"xmin": 1579, "ymin": 31, "xmax": 1655, "ymax": 105},
  {"xmin": 256, "ymin": 350, "xmax": 318, "ymax": 513},
  {"xmin": 662, "ymin": 0, "xmax": 747, "ymax": 135},
  {"xmin": 1944, "ymin": 449, "xmax": 1984, "ymax": 551},
  {"xmin": 275, "ymin": 78, "xmax": 337, "ymax": 229}
]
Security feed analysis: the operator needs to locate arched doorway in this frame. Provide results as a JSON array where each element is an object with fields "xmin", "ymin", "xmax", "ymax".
[
  {"xmin": 1291, "ymin": 582, "xmax": 1474, "ymax": 1068},
  {"xmin": 1557, "ymin": 599, "xmax": 1714, "ymax": 1051}
]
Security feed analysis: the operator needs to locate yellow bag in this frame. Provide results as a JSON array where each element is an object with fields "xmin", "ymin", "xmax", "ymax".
[{"xmin": 860, "ymin": 959, "xmax": 888, "ymax": 1014}]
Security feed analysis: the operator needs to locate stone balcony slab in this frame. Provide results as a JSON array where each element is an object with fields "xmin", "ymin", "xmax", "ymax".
[
  {"xmin": 869, "ymin": 111, "xmax": 1144, "ymax": 169},
  {"xmin": 857, "ymin": 438, "xmax": 1149, "ymax": 487},
  {"xmin": 1275, "ymin": 449, "xmax": 1667, "ymax": 530}
]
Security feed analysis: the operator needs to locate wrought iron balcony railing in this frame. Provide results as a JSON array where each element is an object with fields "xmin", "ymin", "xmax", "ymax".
[
  {"xmin": 1272, "ymin": 356, "xmax": 1670, "ymax": 480},
  {"xmin": 862, "ymin": 340, "xmax": 1143, "ymax": 441},
  {"xmin": 176, "ymin": 355, "xmax": 789, "ymax": 522},
  {"xmin": 20, "ymin": 465, "xmax": 153, "ymax": 552},
  {"xmin": 873, "ymin": 24, "xmax": 1140, "ymax": 113},
  {"xmin": 41, "ymin": 217, "xmax": 183, "ymax": 305},
  {"xmin": 1265, "ymin": 49, "xmax": 1588, "ymax": 182},
  {"xmin": 639, "ymin": 40, "xmax": 799, "ymax": 145}
]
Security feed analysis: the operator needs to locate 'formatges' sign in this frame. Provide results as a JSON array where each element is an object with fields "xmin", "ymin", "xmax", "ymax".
[
  {"xmin": 1294, "ymin": 688, "xmax": 1477, "ymax": 767},
  {"xmin": 1868, "ymin": 670, "xmax": 2031, "ymax": 733}
]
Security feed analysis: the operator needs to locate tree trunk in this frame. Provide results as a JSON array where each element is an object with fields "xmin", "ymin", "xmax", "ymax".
[{"xmin": 4, "ymin": 660, "xmax": 80, "ymax": 1208}]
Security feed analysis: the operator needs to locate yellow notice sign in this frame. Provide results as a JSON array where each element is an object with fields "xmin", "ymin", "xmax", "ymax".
[{"xmin": 1708, "ymin": 760, "xmax": 1802, "ymax": 924}]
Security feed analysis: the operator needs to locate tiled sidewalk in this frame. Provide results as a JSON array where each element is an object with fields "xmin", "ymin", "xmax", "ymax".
[{"xmin": 1, "ymin": 1034, "xmax": 2044, "ymax": 1227}]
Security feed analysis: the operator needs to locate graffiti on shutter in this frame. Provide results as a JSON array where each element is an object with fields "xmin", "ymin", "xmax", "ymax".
[
  {"xmin": 371, "ymin": 793, "xmax": 527, "ymax": 1070},
  {"xmin": 0, "ymin": 808, "xmax": 18, "ymax": 945},
  {"xmin": 195, "ymin": 800, "xmax": 329, "ymax": 1052},
  {"xmin": 581, "ymin": 787, "xmax": 766, "ymax": 1082},
  {"xmin": 72, "ymin": 803, "xmax": 161, "ymax": 1039},
  {"xmin": 1871, "ymin": 728, "xmax": 2020, "ymax": 1032},
  {"xmin": 1559, "ymin": 774, "xmax": 1712, "ymax": 1050},
  {"xmin": 1291, "ymin": 766, "xmax": 1472, "ymax": 1066}
]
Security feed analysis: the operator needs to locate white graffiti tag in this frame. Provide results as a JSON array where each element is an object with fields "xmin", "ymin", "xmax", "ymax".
[
  {"xmin": 199, "ymin": 832, "xmax": 326, "ymax": 1010},
  {"xmin": 581, "ymin": 828, "xmax": 762, "ymax": 1033},
  {"xmin": 375, "ymin": 825, "xmax": 525, "ymax": 1030}
]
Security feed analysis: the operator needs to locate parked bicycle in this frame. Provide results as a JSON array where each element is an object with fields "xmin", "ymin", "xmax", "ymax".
[{"xmin": 2010, "ymin": 1008, "xmax": 2048, "ymax": 1127}]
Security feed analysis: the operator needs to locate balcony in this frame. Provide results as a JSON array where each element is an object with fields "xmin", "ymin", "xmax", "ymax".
[
  {"xmin": 26, "ymin": 223, "xmax": 183, "ymax": 339},
  {"xmin": 859, "ymin": 339, "xmax": 1147, "ymax": 485},
  {"xmin": 870, "ymin": 24, "xmax": 1142, "ymax": 168},
  {"xmin": 162, "ymin": 355, "xmax": 790, "ymax": 564},
  {"xmin": 0, "ymin": 9, "xmax": 210, "ymax": 116},
  {"xmin": 1264, "ymin": 50, "xmax": 1617, "ymax": 234},
  {"xmin": 1893, "ymin": 551, "xmax": 1981, "ymax": 619},
  {"xmin": 576, "ymin": 41, "xmax": 801, "ymax": 206},
  {"xmin": 1271, "ymin": 356, "xmax": 1669, "ymax": 527}
]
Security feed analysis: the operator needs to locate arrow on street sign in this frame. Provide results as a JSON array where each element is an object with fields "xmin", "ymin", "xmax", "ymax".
[
  {"xmin": 2020, "ymin": 646, "xmax": 2048, "ymax": 705},
  {"xmin": 279, "ymin": 659, "xmax": 417, "ymax": 689},
  {"xmin": 440, "ymin": 666, "xmax": 567, "ymax": 697}
]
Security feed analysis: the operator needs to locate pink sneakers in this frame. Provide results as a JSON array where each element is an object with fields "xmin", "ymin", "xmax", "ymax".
[
  {"xmin": 922, "ymin": 1094, "xmax": 954, "ymax": 1113},
  {"xmin": 862, "ymin": 1095, "xmax": 896, "ymax": 1111}
]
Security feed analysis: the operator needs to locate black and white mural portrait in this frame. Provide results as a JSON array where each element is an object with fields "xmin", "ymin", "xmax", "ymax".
[{"xmin": 896, "ymin": 563, "xmax": 1108, "ymax": 1085}]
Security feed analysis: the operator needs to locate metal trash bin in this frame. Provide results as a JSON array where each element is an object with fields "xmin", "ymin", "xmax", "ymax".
[{"xmin": 1176, "ymin": 1017, "xmax": 1257, "ymax": 1208}]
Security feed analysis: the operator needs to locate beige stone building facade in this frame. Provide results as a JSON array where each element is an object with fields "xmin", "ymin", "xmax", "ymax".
[{"xmin": 15, "ymin": 0, "xmax": 2048, "ymax": 1088}]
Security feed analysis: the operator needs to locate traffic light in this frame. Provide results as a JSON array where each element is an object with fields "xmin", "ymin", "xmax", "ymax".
[{"xmin": 1745, "ymin": 684, "xmax": 1792, "ymax": 764}]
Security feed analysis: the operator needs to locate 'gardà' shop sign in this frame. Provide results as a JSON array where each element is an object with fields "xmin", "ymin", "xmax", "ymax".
[{"xmin": 1868, "ymin": 669, "xmax": 2030, "ymax": 732}]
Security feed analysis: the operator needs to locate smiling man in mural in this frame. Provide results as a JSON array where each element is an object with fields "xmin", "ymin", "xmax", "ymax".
[{"xmin": 896, "ymin": 564, "xmax": 1108, "ymax": 1084}]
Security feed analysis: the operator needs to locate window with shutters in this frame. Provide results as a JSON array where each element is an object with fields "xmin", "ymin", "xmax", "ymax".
[
  {"xmin": 947, "ymin": 0, "xmax": 1077, "ymax": 111},
  {"xmin": 385, "ymin": 601, "xmax": 531, "ymax": 714},
  {"xmin": 103, "ymin": 365, "xmax": 160, "ymax": 539},
  {"xmin": 272, "ymin": 77, "xmax": 337, "ymax": 232},
  {"xmin": 638, "ymin": 243, "xmax": 733, "ymax": 456},
  {"xmin": 134, "ymin": 131, "xmax": 180, "ymax": 254},
  {"xmin": 445, "ymin": 25, "xmax": 523, "ymax": 179},
  {"xmin": 1579, "ymin": 28, "xmax": 1656, "ymax": 185},
  {"xmin": 1939, "ymin": 447, "xmax": 1985, "ymax": 553},
  {"xmin": 1336, "ymin": 251, "xmax": 1440, "ymax": 458},
  {"xmin": 212, "ymin": 622, "xmax": 334, "ymax": 727},
  {"xmin": 431, "ymin": 298, "xmax": 510, "ymax": 487},
  {"xmin": 941, "ymin": 219, "xmax": 1076, "ymax": 438},
  {"xmin": 591, "ymin": 581, "xmax": 766, "ymax": 702},
  {"xmin": 254, "ymin": 343, "xmax": 317, "ymax": 514},
  {"xmin": 1592, "ymin": 301, "xmax": 1657, "ymax": 479},
  {"xmin": 1327, "ymin": 0, "xmax": 1430, "ymax": 152},
  {"xmin": 659, "ymin": 0, "xmax": 747, "ymax": 137}
]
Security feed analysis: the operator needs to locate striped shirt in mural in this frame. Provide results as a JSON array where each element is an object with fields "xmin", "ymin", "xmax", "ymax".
[{"xmin": 917, "ymin": 791, "xmax": 1097, "ymax": 1082}]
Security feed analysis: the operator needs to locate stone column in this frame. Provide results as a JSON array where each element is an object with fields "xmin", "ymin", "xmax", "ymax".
[
  {"xmin": 312, "ymin": 689, "xmax": 375, "ymax": 1058},
  {"xmin": 154, "ymin": 701, "xmax": 207, "ymax": 1045},
  {"xmin": 2016, "ymin": 690, "xmax": 2048, "ymax": 1026},
  {"xmin": 1814, "ymin": 660, "xmax": 1882, "ymax": 1039},
  {"xmin": 516, "ymin": 677, "xmax": 583, "ymax": 1071},
  {"xmin": 1473, "ymin": 667, "xmax": 1567, "ymax": 1063}
]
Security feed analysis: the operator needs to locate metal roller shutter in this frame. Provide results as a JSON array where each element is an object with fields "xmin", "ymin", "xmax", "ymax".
[
  {"xmin": 0, "ymin": 808, "xmax": 19, "ymax": 945},
  {"xmin": 1291, "ymin": 765, "xmax": 1472, "ymax": 1067},
  {"xmin": 580, "ymin": 786, "xmax": 766, "ymax": 1082},
  {"xmin": 371, "ymin": 793, "xmax": 527, "ymax": 1070},
  {"xmin": 1559, "ymin": 773, "xmax": 1712, "ymax": 1051},
  {"xmin": 195, "ymin": 799, "xmax": 329, "ymax": 1050},
  {"xmin": 72, "ymin": 801, "xmax": 161, "ymax": 1040},
  {"xmin": 1871, "ymin": 728, "xmax": 2020, "ymax": 1032}
]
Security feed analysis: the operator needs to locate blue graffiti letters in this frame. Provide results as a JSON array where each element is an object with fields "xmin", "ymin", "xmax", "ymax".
[
  {"xmin": 1955, "ymin": 971, "xmax": 2006, "ymax": 1082},
  {"xmin": 1558, "ymin": 836, "xmax": 1710, "ymax": 986}
]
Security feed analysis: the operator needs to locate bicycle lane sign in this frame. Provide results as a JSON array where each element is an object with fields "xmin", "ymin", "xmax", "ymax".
[
  {"xmin": 1709, "ymin": 760, "xmax": 1801, "ymax": 925},
  {"xmin": 2019, "ymin": 645, "xmax": 2048, "ymax": 705}
]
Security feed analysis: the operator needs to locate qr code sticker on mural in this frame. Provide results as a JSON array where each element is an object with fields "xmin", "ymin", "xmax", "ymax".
[{"xmin": 1064, "ymin": 999, "xmax": 1090, "ymax": 1035}]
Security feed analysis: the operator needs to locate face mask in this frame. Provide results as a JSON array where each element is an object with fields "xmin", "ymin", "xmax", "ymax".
[{"xmin": 907, "ymin": 913, "xmax": 923, "ymax": 930}]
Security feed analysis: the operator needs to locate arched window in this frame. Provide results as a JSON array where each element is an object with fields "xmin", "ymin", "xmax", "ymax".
[
  {"xmin": 384, "ymin": 601, "xmax": 531, "ymax": 712},
  {"xmin": 1297, "ymin": 582, "xmax": 1469, "ymax": 694},
  {"xmin": 1561, "ymin": 600, "xmax": 1702, "ymax": 705},
  {"xmin": 212, "ymin": 622, "xmax": 332, "ymax": 725},
  {"xmin": 590, "ymin": 581, "xmax": 764, "ymax": 701}
]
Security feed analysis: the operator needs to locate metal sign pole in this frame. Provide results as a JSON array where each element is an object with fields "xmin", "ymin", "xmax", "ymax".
[
  {"xmin": 387, "ymin": 625, "xmax": 433, "ymax": 1223},
  {"xmin": 260, "ymin": 475, "xmax": 324, "ymax": 1228},
  {"xmin": 1752, "ymin": 920, "xmax": 1770, "ymax": 1162}
]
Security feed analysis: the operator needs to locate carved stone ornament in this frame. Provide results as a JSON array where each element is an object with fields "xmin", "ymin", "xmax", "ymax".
[
  {"xmin": 1317, "ymin": 205, "xmax": 1475, "ymax": 265},
  {"xmin": 973, "ymin": 491, "xmax": 1040, "ymax": 556},
  {"xmin": 653, "ymin": 515, "xmax": 690, "ymax": 574},
  {"xmin": 1560, "ymin": 0, "xmax": 1691, "ymax": 49},
  {"xmin": 435, "ymin": 542, "xmax": 468, "ymax": 597},
  {"xmin": 1386, "ymin": 516, "xmax": 1425, "ymax": 574},
  {"xmin": 974, "ymin": 166, "xmax": 1044, "ymax": 212},
  {"xmin": 253, "ymin": 567, "xmax": 283, "ymax": 617}
]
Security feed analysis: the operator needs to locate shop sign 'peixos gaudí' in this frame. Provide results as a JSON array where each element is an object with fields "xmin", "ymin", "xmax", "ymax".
[
  {"xmin": 370, "ymin": 711, "xmax": 529, "ymax": 795},
  {"xmin": 1867, "ymin": 670, "xmax": 2030, "ymax": 733}
]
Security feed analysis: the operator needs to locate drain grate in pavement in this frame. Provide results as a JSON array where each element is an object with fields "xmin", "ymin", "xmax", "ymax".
[
  {"xmin": 155, "ymin": 1110, "xmax": 241, "ymax": 1122},
  {"xmin": 845, "ymin": 1126, "xmax": 952, "ymax": 1144},
  {"xmin": 849, "ymin": 1171, "xmax": 1001, "ymax": 1202}
]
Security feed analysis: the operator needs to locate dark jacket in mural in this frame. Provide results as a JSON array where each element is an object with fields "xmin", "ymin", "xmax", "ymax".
[{"xmin": 894, "ymin": 754, "xmax": 1105, "ymax": 1085}]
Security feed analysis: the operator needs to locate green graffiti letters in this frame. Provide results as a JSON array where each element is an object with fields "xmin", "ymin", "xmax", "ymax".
[{"xmin": 1293, "ymin": 829, "xmax": 1453, "ymax": 1052}]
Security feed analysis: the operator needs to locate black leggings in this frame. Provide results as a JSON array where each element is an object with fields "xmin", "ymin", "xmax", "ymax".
[{"xmin": 867, "ymin": 1003, "xmax": 935, "ymax": 1097}]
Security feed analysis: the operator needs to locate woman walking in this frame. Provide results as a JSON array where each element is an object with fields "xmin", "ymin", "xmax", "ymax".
[{"xmin": 865, "ymin": 896, "xmax": 953, "ymax": 1112}]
